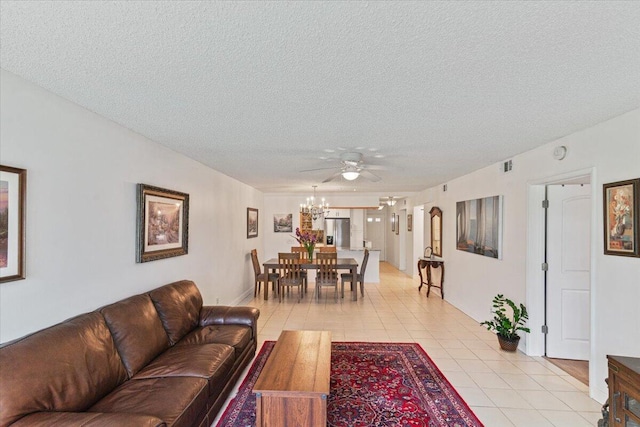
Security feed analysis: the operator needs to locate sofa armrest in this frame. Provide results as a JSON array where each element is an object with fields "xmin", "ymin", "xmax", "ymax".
[
  {"xmin": 200, "ymin": 306, "xmax": 260, "ymax": 340},
  {"xmin": 11, "ymin": 412, "xmax": 165, "ymax": 427}
]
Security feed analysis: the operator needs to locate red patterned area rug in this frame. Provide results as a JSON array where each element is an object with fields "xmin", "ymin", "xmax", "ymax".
[{"xmin": 216, "ymin": 341, "xmax": 483, "ymax": 427}]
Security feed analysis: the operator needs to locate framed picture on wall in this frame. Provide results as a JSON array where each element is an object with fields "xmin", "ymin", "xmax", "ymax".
[
  {"xmin": 391, "ymin": 213, "xmax": 396, "ymax": 232},
  {"xmin": 395, "ymin": 215, "xmax": 400, "ymax": 235},
  {"xmin": 456, "ymin": 196, "xmax": 503, "ymax": 259},
  {"xmin": 136, "ymin": 184, "xmax": 189, "ymax": 263},
  {"xmin": 0, "ymin": 165, "xmax": 26, "ymax": 283},
  {"xmin": 273, "ymin": 213, "xmax": 292, "ymax": 232},
  {"xmin": 407, "ymin": 214, "xmax": 413, "ymax": 232},
  {"xmin": 247, "ymin": 207, "xmax": 258, "ymax": 238},
  {"xmin": 603, "ymin": 178, "xmax": 639, "ymax": 257}
]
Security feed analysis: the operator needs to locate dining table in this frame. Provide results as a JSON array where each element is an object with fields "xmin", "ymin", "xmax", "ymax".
[{"xmin": 262, "ymin": 257, "xmax": 359, "ymax": 301}]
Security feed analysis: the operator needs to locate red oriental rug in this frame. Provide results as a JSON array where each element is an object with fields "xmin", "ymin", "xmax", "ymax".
[{"xmin": 216, "ymin": 341, "xmax": 483, "ymax": 427}]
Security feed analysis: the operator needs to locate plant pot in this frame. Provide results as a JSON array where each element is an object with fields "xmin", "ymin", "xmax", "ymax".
[{"xmin": 497, "ymin": 334, "xmax": 520, "ymax": 352}]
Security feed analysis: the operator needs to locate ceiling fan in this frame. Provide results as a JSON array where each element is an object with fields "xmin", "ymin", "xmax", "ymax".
[{"xmin": 300, "ymin": 152, "xmax": 384, "ymax": 183}]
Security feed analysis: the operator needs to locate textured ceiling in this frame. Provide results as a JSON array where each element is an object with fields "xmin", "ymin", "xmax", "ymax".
[{"xmin": 1, "ymin": 1, "xmax": 639, "ymax": 194}]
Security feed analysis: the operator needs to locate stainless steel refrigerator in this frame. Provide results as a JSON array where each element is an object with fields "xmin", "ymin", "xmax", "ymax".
[{"xmin": 324, "ymin": 218, "xmax": 350, "ymax": 249}]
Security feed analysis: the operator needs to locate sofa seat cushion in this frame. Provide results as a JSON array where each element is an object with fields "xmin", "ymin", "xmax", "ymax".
[
  {"xmin": 0, "ymin": 312, "xmax": 128, "ymax": 427},
  {"xmin": 90, "ymin": 377, "xmax": 208, "ymax": 427},
  {"xmin": 134, "ymin": 343, "xmax": 235, "ymax": 397},
  {"xmin": 101, "ymin": 294, "xmax": 170, "ymax": 378},
  {"xmin": 177, "ymin": 325, "xmax": 251, "ymax": 358},
  {"xmin": 11, "ymin": 412, "xmax": 165, "ymax": 427}
]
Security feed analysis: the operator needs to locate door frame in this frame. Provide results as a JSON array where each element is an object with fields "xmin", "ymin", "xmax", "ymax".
[{"xmin": 525, "ymin": 167, "xmax": 597, "ymax": 393}]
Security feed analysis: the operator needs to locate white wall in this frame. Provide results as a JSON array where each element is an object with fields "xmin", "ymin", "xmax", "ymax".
[
  {"xmin": 409, "ymin": 108, "xmax": 640, "ymax": 402},
  {"xmin": 0, "ymin": 71, "xmax": 263, "ymax": 343}
]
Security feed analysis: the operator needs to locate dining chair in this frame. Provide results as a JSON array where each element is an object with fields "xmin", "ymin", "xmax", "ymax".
[
  {"xmin": 290, "ymin": 246, "xmax": 309, "ymax": 291},
  {"xmin": 277, "ymin": 252, "xmax": 305, "ymax": 303},
  {"xmin": 316, "ymin": 252, "xmax": 339, "ymax": 301},
  {"xmin": 291, "ymin": 246, "xmax": 308, "ymax": 258},
  {"xmin": 251, "ymin": 249, "xmax": 279, "ymax": 297},
  {"xmin": 318, "ymin": 246, "xmax": 337, "ymax": 253},
  {"xmin": 341, "ymin": 248, "xmax": 369, "ymax": 298}
]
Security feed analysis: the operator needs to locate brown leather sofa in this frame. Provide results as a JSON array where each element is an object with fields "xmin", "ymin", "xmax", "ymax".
[{"xmin": 0, "ymin": 280, "xmax": 260, "ymax": 427}]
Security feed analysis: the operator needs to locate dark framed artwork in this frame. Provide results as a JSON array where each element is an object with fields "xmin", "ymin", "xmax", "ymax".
[
  {"xmin": 136, "ymin": 184, "xmax": 189, "ymax": 263},
  {"xmin": 603, "ymin": 178, "xmax": 639, "ymax": 257},
  {"xmin": 247, "ymin": 208, "xmax": 258, "ymax": 238},
  {"xmin": 0, "ymin": 165, "xmax": 26, "ymax": 283},
  {"xmin": 391, "ymin": 213, "xmax": 396, "ymax": 232},
  {"xmin": 273, "ymin": 213, "xmax": 292, "ymax": 232},
  {"xmin": 407, "ymin": 214, "xmax": 413, "ymax": 232},
  {"xmin": 456, "ymin": 195, "xmax": 503, "ymax": 259}
]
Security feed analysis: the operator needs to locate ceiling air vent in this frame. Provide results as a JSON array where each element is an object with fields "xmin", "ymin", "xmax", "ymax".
[{"xmin": 502, "ymin": 160, "xmax": 513, "ymax": 173}]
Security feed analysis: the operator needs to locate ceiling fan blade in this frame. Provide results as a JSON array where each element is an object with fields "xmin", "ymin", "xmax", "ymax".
[
  {"xmin": 322, "ymin": 171, "xmax": 342, "ymax": 183},
  {"xmin": 361, "ymin": 164, "xmax": 387, "ymax": 171},
  {"xmin": 360, "ymin": 169, "xmax": 381, "ymax": 182},
  {"xmin": 299, "ymin": 166, "xmax": 338, "ymax": 173}
]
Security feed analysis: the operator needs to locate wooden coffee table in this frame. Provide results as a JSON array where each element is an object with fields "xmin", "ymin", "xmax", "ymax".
[{"xmin": 253, "ymin": 330, "xmax": 331, "ymax": 427}]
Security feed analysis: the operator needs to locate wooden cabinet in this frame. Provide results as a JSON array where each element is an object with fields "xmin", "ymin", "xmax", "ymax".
[
  {"xmin": 327, "ymin": 209, "xmax": 350, "ymax": 218},
  {"xmin": 608, "ymin": 355, "xmax": 640, "ymax": 426},
  {"xmin": 300, "ymin": 212, "xmax": 312, "ymax": 232},
  {"xmin": 299, "ymin": 212, "xmax": 324, "ymax": 243}
]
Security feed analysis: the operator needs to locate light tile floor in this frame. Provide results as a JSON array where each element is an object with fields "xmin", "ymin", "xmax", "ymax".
[{"xmin": 213, "ymin": 262, "xmax": 602, "ymax": 426}]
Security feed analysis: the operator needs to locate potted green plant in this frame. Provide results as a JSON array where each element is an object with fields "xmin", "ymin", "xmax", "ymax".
[{"xmin": 480, "ymin": 294, "xmax": 530, "ymax": 351}]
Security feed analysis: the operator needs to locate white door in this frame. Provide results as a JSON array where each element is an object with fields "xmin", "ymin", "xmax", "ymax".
[
  {"xmin": 546, "ymin": 184, "xmax": 591, "ymax": 360},
  {"xmin": 365, "ymin": 210, "xmax": 385, "ymax": 261}
]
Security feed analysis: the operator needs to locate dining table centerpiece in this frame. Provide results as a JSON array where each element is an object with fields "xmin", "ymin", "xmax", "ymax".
[{"xmin": 293, "ymin": 227, "xmax": 317, "ymax": 261}]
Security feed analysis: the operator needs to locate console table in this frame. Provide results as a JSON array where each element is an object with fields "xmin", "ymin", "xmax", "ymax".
[{"xmin": 418, "ymin": 258, "xmax": 445, "ymax": 299}]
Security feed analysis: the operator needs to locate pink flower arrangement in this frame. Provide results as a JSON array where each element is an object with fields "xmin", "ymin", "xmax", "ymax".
[{"xmin": 293, "ymin": 227, "xmax": 317, "ymax": 259}]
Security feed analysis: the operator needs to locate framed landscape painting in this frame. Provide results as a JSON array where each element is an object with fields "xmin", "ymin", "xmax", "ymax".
[
  {"xmin": 0, "ymin": 165, "xmax": 26, "ymax": 283},
  {"xmin": 247, "ymin": 208, "xmax": 258, "ymax": 238},
  {"xmin": 273, "ymin": 213, "xmax": 292, "ymax": 233},
  {"xmin": 603, "ymin": 178, "xmax": 639, "ymax": 257},
  {"xmin": 456, "ymin": 195, "xmax": 503, "ymax": 259},
  {"xmin": 136, "ymin": 184, "xmax": 189, "ymax": 263}
]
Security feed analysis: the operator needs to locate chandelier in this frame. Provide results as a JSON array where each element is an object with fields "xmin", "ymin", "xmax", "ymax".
[
  {"xmin": 300, "ymin": 186, "xmax": 329, "ymax": 220},
  {"xmin": 386, "ymin": 196, "xmax": 396, "ymax": 206}
]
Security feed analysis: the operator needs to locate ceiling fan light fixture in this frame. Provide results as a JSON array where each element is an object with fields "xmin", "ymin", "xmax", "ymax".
[{"xmin": 342, "ymin": 170, "xmax": 360, "ymax": 181}]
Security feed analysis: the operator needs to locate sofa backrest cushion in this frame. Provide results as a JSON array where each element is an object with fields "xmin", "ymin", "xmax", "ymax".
[
  {"xmin": 100, "ymin": 294, "xmax": 170, "ymax": 378},
  {"xmin": 0, "ymin": 312, "xmax": 128, "ymax": 426},
  {"xmin": 149, "ymin": 280, "xmax": 203, "ymax": 345}
]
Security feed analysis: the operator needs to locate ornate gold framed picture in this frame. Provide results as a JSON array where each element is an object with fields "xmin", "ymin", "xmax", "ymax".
[{"xmin": 136, "ymin": 184, "xmax": 189, "ymax": 263}]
